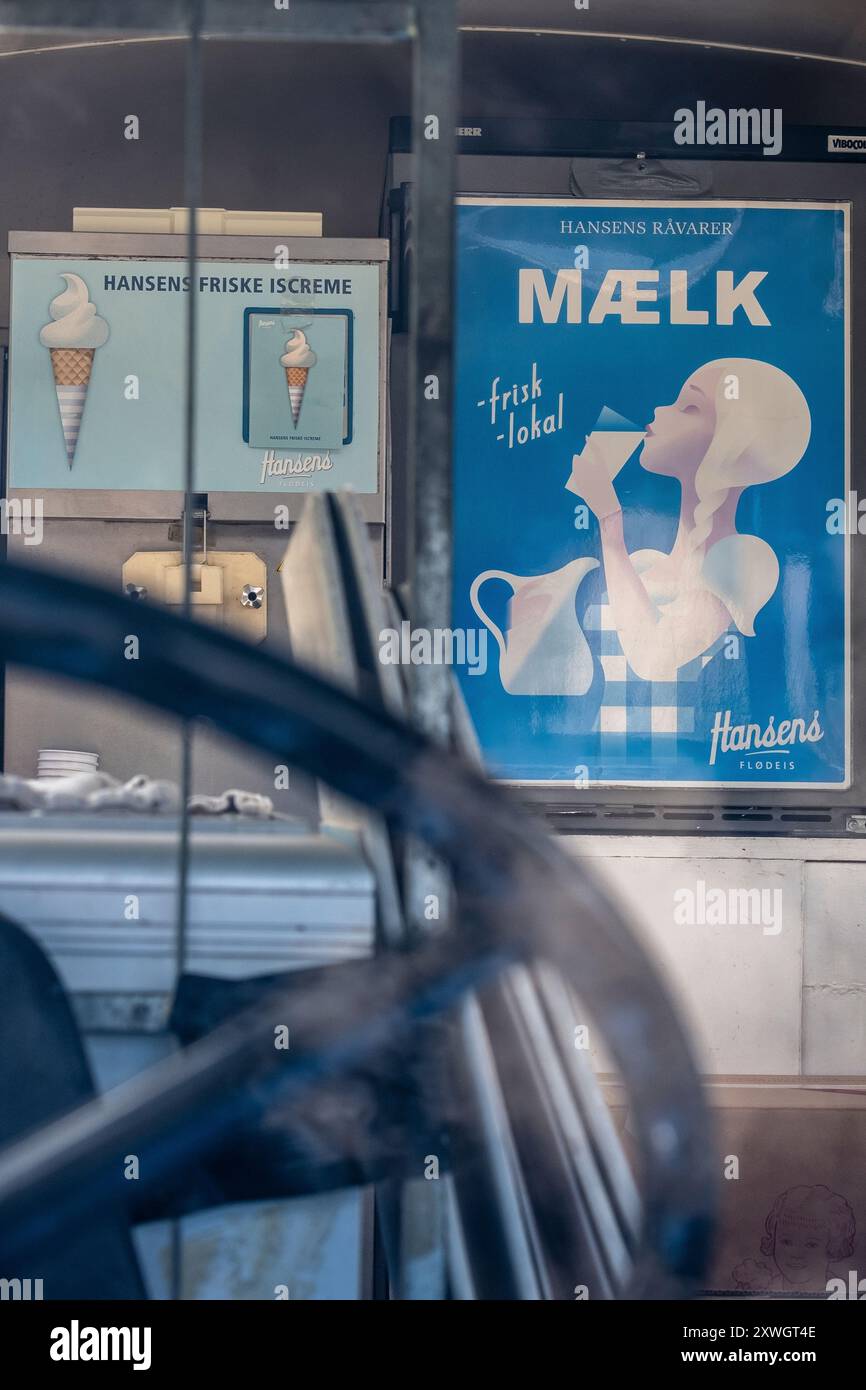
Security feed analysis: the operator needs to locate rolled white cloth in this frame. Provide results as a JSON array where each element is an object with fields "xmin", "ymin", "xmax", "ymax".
[{"xmin": 0, "ymin": 773, "xmax": 273, "ymax": 817}]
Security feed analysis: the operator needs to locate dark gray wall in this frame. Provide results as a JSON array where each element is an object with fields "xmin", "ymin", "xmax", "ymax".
[
  {"xmin": 0, "ymin": 38, "xmax": 409, "ymax": 336},
  {"xmin": 3, "ymin": 29, "xmax": 866, "ymax": 333},
  {"xmin": 2, "ymin": 28, "xmax": 866, "ymax": 587},
  {"xmin": 3, "ymin": 27, "xmax": 866, "ymax": 563},
  {"xmin": 2, "ymin": 29, "xmax": 865, "ymax": 334}
]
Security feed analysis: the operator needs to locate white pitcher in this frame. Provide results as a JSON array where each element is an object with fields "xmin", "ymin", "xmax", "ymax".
[{"xmin": 470, "ymin": 557, "xmax": 599, "ymax": 695}]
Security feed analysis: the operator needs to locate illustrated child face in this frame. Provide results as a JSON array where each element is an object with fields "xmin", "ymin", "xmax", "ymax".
[
  {"xmin": 639, "ymin": 363, "xmax": 720, "ymax": 478},
  {"xmin": 772, "ymin": 1218, "xmax": 830, "ymax": 1287}
]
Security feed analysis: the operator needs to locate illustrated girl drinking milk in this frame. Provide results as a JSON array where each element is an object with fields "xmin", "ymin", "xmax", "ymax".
[{"xmin": 472, "ymin": 357, "xmax": 812, "ymax": 733}]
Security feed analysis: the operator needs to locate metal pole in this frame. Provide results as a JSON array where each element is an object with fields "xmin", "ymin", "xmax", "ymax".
[
  {"xmin": 171, "ymin": 0, "xmax": 204, "ymax": 1302},
  {"xmin": 407, "ymin": 0, "xmax": 458, "ymax": 745},
  {"xmin": 403, "ymin": 1, "xmax": 459, "ymax": 935},
  {"xmin": 175, "ymin": 0, "xmax": 203, "ymax": 1022},
  {"xmin": 400, "ymin": 1, "xmax": 461, "ymax": 1292}
]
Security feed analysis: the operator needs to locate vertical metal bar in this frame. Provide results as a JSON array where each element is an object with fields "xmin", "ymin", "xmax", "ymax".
[
  {"xmin": 407, "ymin": 0, "xmax": 458, "ymax": 743},
  {"xmin": 403, "ymin": 0, "xmax": 459, "ymax": 940},
  {"xmin": 176, "ymin": 0, "xmax": 204, "ymax": 981},
  {"xmin": 172, "ymin": 0, "xmax": 204, "ymax": 1303},
  {"xmin": 398, "ymin": 0, "xmax": 460, "ymax": 1299}
]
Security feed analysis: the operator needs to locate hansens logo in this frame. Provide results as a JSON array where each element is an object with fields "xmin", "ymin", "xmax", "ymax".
[{"xmin": 708, "ymin": 709, "xmax": 824, "ymax": 767}]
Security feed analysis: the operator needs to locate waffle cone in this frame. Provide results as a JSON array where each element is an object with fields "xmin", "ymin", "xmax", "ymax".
[
  {"xmin": 50, "ymin": 348, "xmax": 95, "ymax": 388},
  {"xmin": 286, "ymin": 366, "xmax": 309, "ymax": 426}
]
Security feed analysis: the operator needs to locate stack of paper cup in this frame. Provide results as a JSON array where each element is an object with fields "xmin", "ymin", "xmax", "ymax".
[{"xmin": 37, "ymin": 749, "xmax": 100, "ymax": 780}]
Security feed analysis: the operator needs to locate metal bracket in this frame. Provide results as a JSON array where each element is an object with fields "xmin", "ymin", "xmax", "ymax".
[{"xmin": 122, "ymin": 550, "xmax": 268, "ymax": 642}]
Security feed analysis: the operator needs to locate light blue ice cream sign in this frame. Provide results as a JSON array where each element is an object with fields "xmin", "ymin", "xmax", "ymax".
[
  {"xmin": 8, "ymin": 258, "xmax": 382, "ymax": 493},
  {"xmin": 244, "ymin": 310, "xmax": 351, "ymax": 451},
  {"xmin": 454, "ymin": 199, "xmax": 849, "ymax": 787}
]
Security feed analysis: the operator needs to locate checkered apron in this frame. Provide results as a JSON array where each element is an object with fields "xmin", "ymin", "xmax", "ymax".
[{"xmin": 582, "ymin": 585, "xmax": 729, "ymax": 762}]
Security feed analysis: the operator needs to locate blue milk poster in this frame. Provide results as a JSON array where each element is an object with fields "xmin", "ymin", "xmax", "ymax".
[{"xmin": 453, "ymin": 199, "xmax": 849, "ymax": 787}]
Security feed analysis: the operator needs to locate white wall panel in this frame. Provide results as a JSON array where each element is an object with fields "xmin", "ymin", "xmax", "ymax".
[{"xmin": 804, "ymin": 862, "xmax": 866, "ymax": 1075}]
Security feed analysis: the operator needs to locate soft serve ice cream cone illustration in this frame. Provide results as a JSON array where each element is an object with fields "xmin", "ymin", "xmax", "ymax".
[
  {"xmin": 281, "ymin": 329, "xmax": 317, "ymax": 427},
  {"xmin": 39, "ymin": 274, "xmax": 110, "ymax": 469}
]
